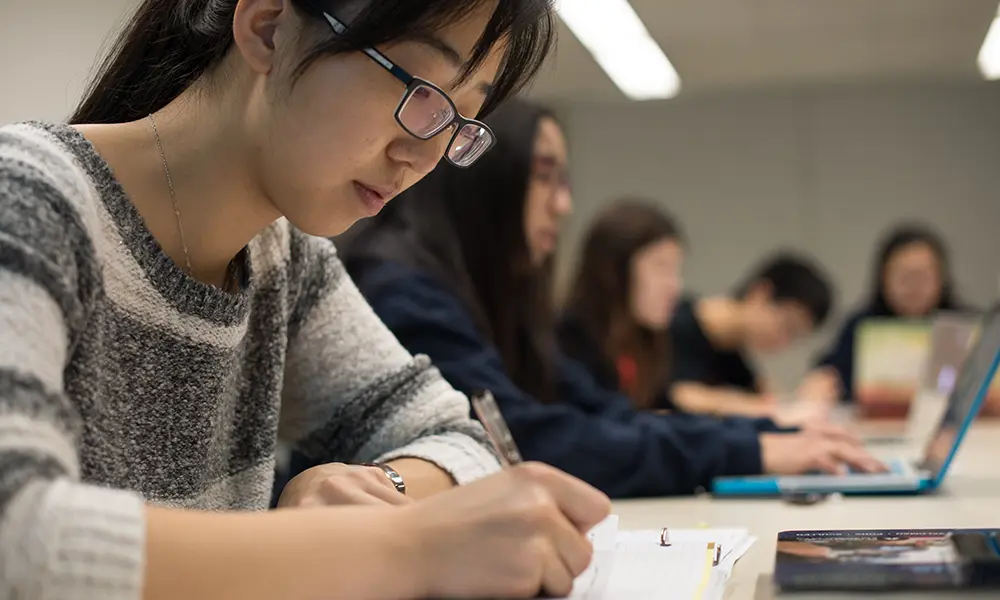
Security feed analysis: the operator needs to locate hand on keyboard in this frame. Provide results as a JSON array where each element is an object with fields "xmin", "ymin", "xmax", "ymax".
[{"xmin": 760, "ymin": 430, "xmax": 888, "ymax": 476}]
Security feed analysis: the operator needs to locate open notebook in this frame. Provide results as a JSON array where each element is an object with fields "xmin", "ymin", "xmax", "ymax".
[{"xmin": 559, "ymin": 516, "xmax": 756, "ymax": 600}]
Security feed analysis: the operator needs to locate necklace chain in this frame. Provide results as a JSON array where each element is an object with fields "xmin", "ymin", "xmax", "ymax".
[{"xmin": 148, "ymin": 113, "xmax": 193, "ymax": 275}]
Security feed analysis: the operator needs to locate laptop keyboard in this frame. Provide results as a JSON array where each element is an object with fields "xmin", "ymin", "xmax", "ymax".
[{"xmin": 812, "ymin": 458, "xmax": 908, "ymax": 476}]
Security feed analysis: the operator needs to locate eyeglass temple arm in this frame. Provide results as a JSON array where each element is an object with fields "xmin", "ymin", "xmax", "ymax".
[{"xmin": 323, "ymin": 12, "xmax": 415, "ymax": 86}]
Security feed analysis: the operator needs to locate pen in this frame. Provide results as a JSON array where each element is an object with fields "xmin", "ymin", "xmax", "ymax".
[{"xmin": 471, "ymin": 390, "xmax": 523, "ymax": 466}]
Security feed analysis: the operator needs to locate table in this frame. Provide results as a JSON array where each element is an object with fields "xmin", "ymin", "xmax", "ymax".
[{"xmin": 610, "ymin": 394, "xmax": 1000, "ymax": 599}]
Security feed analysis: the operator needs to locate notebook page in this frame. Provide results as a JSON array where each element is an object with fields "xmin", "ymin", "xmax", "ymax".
[
  {"xmin": 593, "ymin": 541, "xmax": 717, "ymax": 599},
  {"xmin": 565, "ymin": 515, "xmax": 619, "ymax": 599},
  {"xmin": 616, "ymin": 528, "xmax": 754, "ymax": 564},
  {"xmin": 561, "ymin": 527, "xmax": 755, "ymax": 600}
]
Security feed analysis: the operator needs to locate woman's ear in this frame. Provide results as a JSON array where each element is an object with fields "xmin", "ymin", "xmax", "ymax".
[{"xmin": 233, "ymin": 0, "xmax": 295, "ymax": 75}]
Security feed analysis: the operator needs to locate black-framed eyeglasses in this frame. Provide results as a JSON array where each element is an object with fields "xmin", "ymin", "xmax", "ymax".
[{"xmin": 323, "ymin": 12, "xmax": 496, "ymax": 168}]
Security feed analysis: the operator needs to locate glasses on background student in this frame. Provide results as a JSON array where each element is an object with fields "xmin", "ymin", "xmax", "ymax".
[{"xmin": 0, "ymin": 0, "xmax": 614, "ymax": 598}]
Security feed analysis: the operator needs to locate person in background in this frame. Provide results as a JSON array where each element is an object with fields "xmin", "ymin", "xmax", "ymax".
[
  {"xmin": 0, "ymin": 0, "xmax": 614, "ymax": 598},
  {"xmin": 558, "ymin": 199, "xmax": 684, "ymax": 412},
  {"xmin": 340, "ymin": 99, "xmax": 884, "ymax": 500},
  {"xmin": 668, "ymin": 254, "xmax": 837, "ymax": 425},
  {"xmin": 802, "ymin": 224, "xmax": 965, "ymax": 403}
]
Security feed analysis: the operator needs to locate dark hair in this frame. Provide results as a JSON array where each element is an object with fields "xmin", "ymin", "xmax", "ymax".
[
  {"xmin": 70, "ymin": 0, "xmax": 555, "ymax": 124},
  {"xmin": 868, "ymin": 223, "xmax": 958, "ymax": 316},
  {"xmin": 341, "ymin": 99, "xmax": 560, "ymax": 401},
  {"xmin": 565, "ymin": 199, "xmax": 683, "ymax": 408},
  {"xmin": 735, "ymin": 253, "xmax": 834, "ymax": 327}
]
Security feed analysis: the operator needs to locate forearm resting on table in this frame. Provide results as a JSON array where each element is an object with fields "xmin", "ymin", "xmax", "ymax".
[
  {"xmin": 144, "ymin": 504, "xmax": 418, "ymax": 600},
  {"xmin": 796, "ymin": 368, "xmax": 843, "ymax": 405},
  {"xmin": 387, "ymin": 458, "xmax": 457, "ymax": 499},
  {"xmin": 671, "ymin": 383, "xmax": 776, "ymax": 418}
]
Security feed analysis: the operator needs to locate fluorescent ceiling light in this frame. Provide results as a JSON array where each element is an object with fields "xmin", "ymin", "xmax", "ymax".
[
  {"xmin": 556, "ymin": 0, "xmax": 681, "ymax": 100},
  {"xmin": 978, "ymin": 4, "xmax": 1000, "ymax": 80}
]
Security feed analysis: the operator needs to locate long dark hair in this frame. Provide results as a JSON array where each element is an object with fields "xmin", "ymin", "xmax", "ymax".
[
  {"xmin": 868, "ymin": 223, "xmax": 958, "ymax": 316},
  {"xmin": 70, "ymin": 0, "xmax": 555, "ymax": 124},
  {"xmin": 341, "ymin": 100, "xmax": 559, "ymax": 402},
  {"xmin": 565, "ymin": 200, "xmax": 683, "ymax": 408}
]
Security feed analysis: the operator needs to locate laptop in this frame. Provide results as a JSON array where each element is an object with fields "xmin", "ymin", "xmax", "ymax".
[
  {"xmin": 712, "ymin": 303, "xmax": 1000, "ymax": 498},
  {"xmin": 850, "ymin": 312, "xmax": 1000, "ymax": 442},
  {"xmin": 853, "ymin": 318, "xmax": 932, "ymax": 421},
  {"xmin": 925, "ymin": 311, "xmax": 1000, "ymax": 417}
]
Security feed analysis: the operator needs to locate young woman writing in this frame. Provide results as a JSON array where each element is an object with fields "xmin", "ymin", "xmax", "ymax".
[{"xmin": 0, "ymin": 1, "xmax": 611, "ymax": 598}]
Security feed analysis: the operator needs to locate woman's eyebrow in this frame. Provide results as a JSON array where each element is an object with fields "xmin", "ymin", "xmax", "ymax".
[
  {"xmin": 411, "ymin": 33, "xmax": 465, "ymax": 68},
  {"xmin": 411, "ymin": 34, "xmax": 495, "ymax": 97}
]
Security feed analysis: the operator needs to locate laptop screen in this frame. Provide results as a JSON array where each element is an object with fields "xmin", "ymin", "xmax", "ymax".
[
  {"xmin": 921, "ymin": 305, "xmax": 1000, "ymax": 480},
  {"xmin": 924, "ymin": 313, "xmax": 979, "ymax": 393},
  {"xmin": 853, "ymin": 319, "xmax": 931, "ymax": 418}
]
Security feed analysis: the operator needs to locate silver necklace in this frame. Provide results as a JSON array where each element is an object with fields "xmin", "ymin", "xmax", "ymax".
[{"xmin": 148, "ymin": 113, "xmax": 193, "ymax": 275}]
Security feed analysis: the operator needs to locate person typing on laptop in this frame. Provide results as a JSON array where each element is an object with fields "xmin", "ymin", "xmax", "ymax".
[
  {"xmin": 668, "ymin": 254, "xmax": 839, "ymax": 426},
  {"xmin": 713, "ymin": 302, "xmax": 1000, "ymax": 497}
]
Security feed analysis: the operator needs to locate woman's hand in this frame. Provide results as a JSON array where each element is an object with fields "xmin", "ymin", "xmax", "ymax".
[
  {"xmin": 278, "ymin": 463, "xmax": 411, "ymax": 507},
  {"xmin": 760, "ymin": 431, "xmax": 885, "ymax": 475},
  {"xmin": 399, "ymin": 462, "xmax": 611, "ymax": 599}
]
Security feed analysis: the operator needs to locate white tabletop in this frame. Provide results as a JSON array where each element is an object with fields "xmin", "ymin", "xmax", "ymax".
[{"xmin": 609, "ymin": 394, "xmax": 1000, "ymax": 599}]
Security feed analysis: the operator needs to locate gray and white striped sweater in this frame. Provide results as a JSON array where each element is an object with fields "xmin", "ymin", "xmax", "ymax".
[{"xmin": 0, "ymin": 122, "xmax": 500, "ymax": 599}]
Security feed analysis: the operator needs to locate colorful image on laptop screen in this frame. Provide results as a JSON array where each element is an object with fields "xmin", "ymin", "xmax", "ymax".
[{"xmin": 853, "ymin": 319, "xmax": 931, "ymax": 419}]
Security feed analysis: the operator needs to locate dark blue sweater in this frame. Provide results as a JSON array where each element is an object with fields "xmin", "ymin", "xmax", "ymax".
[
  {"xmin": 347, "ymin": 260, "xmax": 775, "ymax": 498},
  {"xmin": 815, "ymin": 309, "xmax": 873, "ymax": 401}
]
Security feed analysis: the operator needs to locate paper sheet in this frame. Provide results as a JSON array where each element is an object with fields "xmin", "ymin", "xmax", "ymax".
[{"xmin": 561, "ymin": 519, "xmax": 755, "ymax": 600}]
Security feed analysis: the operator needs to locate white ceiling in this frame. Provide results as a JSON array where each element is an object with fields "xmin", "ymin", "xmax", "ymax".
[{"xmin": 528, "ymin": 0, "xmax": 1000, "ymax": 102}]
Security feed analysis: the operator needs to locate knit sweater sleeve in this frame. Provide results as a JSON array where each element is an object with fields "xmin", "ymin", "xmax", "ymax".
[
  {"xmin": 279, "ymin": 230, "xmax": 500, "ymax": 484},
  {"xmin": 0, "ymin": 125, "xmax": 146, "ymax": 599}
]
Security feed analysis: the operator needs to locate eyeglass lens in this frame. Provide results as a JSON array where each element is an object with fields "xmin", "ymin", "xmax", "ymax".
[
  {"xmin": 397, "ymin": 83, "xmax": 493, "ymax": 167},
  {"xmin": 449, "ymin": 124, "xmax": 493, "ymax": 167}
]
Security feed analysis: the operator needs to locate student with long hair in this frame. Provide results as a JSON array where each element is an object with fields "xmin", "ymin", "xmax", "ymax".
[
  {"xmin": 802, "ymin": 224, "xmax": 966, "ymax": 402},
  {"xmin": 341, "ymin": 100, "xmax": 884, "ymax": 500},
  {"xmin": 558, "ymin": 199, "xmax": 684, "ymax": 411},
  {"xmin": 0, "ymin": 1, "xmax": 615, "ymax": 598}
]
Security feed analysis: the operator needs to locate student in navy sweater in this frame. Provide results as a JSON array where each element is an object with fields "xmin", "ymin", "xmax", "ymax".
[
  {"xmin": 336, "ymin": 100, "xmax": 883, "ymax": 498},
  {"xmin": 558, "ymin": 199, "xmax": 685, "ymax": 413},
  {"xmin": 803, "ymin": 224, "xmax": 967, "ymax": 402}
]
